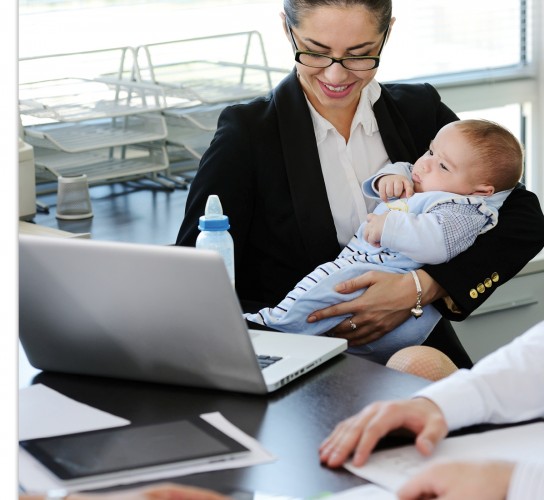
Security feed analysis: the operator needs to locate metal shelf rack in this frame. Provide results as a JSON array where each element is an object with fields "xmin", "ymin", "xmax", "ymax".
[
  {"xmin": 133, "ymin": 31, "xmax": 289, "ymax": 176},
  {"xmin": 19, "ymin": 50, "xmax": 174, "ymax": 188},
  {"xmin": 31, "ymin": 143, "xmax": 169, "ymax": 184}
]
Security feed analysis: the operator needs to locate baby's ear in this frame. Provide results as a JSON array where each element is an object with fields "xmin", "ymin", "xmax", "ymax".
[{"xmin": 472, "ymin": 184, "xmax": 495, "ymax": 196}]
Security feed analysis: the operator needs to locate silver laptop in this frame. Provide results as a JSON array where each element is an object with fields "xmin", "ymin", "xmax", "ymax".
[{"xmin": 19, "ymin": 235, "xmax": 346, "ymax": 394}]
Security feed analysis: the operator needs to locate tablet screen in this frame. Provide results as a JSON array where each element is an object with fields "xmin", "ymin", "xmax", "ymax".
[{"xmin": 20, "ymin": 418, "xmax": 250, "ymax": 480}]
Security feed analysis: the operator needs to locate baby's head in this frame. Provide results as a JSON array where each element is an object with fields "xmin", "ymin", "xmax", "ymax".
[{"xmin": 412, "ymin": 119, "xmax": 523, "ymax": 196}]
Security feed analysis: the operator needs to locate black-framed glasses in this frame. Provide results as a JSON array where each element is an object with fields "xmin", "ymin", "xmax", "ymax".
[{"xmin": 287, "ymin": 23, "xmax": 389, "ymax": 71}]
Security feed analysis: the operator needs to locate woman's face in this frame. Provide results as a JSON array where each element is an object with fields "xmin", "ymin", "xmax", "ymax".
[{"xmin": 286, "ymin": 5, "xmax": 389, "ymax": 119}]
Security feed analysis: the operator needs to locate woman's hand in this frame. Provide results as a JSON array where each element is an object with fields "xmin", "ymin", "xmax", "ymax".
[
  {"xmin": 307, "ymin": 270, "xmax": 445, "ymax": 346},
  {"xmin": 398, "ymin": 461, "xmax": 515, "ymax": 500},
  {"xmin": 319, "ymin": 397, "xmax": 447, "ymax": 468}
]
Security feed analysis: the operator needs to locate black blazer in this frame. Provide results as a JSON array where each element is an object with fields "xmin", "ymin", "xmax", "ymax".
[{"xmin": 177, "ymin": 70, "xmax": 544, "ymax": 331}]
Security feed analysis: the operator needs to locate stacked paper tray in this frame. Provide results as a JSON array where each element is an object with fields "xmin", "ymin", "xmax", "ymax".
[
  {"xmin": 32, "ymin": 144, "xmax": 169, "ymax": 183},
  {"xmin": 24, "ymin": 114, "xmax": 167, "ymax": 153},
  {"xmin": 152, "ymin": 60, "xmax": 276, "ymax": 104},
  {"xmin": 134, "ymin": 31, "xmax": 289, "ymax": 105},
  {"xmin": 19, "ymin": 77, "xmax": 168, "ymax": 123},
  {"xmin": 164, "ymin": 103, "xmax": 226, "ymax": 160}
]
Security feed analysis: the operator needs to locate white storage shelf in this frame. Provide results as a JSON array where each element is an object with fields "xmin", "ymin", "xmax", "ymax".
[
  {"xmin": 134, "ymin": 31, "xmax": 288, "ymax": 166},
  {"xmin": 150, "ymin": 60, "xmax": 279, "ymax": 104},
  {"xmin": 19, "ymin": 77, "xmax": 168, "ymax": 123},
  {"xmin": 135, "ymin": 31, "xmax": 289, "ymax": 106},
  {"xmin": 24, "ymin": 114, "xmax": 167, "ymax": 153},
  {"xmin": 32, "ymin": 143, "xmax": 169, "ymax": 183},
  {"xmin": 20, "ymin": 77, "xmax": 171, "ymax": 185},
  {"xmin": 19, "ymin": 34, "xmax": 289, "ymax": 185},
  {"xmin": 164, "ymin": 103, "xmax": 226, "ymax": 160}
]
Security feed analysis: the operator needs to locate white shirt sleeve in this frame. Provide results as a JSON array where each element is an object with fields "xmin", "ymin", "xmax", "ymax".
[
  {"xmin": 415, "ymin": 320, "xmax": 544, "ymax": 430},
  {"xmin": 508, "ymin": 462, "xmax": 544, "ymax": 500},
  {"xmin": 416, "ymin": 321, "xmax": 544, "ymax": 500}
]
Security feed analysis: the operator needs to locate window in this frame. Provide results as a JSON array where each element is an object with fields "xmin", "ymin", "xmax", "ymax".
[
  {"xmin": 18, "ymin": 0, "xmax": 543, "ymax": 202},
  {"xmin": 379, "ymin": 0, "xmax": 530, "ymax": 82}
]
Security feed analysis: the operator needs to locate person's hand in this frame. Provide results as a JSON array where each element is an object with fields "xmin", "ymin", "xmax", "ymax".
[
  {"xmin": 363, "ymin": 213, "xmax": 388, "ymax": 247},
  {"xmin": 377, "ymin": 174, "xmax": 414, "ymax": 201},
  {"xmin": 319, "ymin": 397, "xmax": 447, "ymax": 468},
  {"xmin": 18, "ymin": 483, "xmax": 231, "ymax": 500},
  {"xmin": 397, "ymin": 461, "xmax": 515, "ymax": 500},
  {"xmin": 307, "ymin": 270, "xmax": 446, "ymax": 346}
]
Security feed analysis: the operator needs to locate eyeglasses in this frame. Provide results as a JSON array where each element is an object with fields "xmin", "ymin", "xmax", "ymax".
[{"xmin": 287, "ymin": 23, "xmax": 389, "ymax": 72}]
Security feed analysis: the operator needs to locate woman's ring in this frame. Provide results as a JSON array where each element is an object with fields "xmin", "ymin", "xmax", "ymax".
[{"xmin": 349, "ymin": 318, "xmax": 357, "ymax": 331}]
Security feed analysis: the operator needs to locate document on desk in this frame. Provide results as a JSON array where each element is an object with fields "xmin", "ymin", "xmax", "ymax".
[
  {"xmin": 19, "ymin": 384, "xmax": 130, "ymax": 440},
  {"xmin": 344, "ymin": 421, "xmax": 544, "ymax": 492},
  {"xmin": 19, "ymin": 411, "xmax": 276, "ymax": 493}
]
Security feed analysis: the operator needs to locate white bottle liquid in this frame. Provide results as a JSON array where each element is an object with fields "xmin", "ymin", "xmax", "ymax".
[{"xmin": 195, "ymin": 195, "xmax": 235, "ymax": 287}]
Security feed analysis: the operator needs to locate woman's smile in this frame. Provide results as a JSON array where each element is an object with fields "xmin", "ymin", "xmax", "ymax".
[{"xmin": 318, "ymin": 79, "xmax": 357, "ymax": 98}]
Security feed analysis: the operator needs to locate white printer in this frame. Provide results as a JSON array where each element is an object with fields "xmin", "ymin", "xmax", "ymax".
[{"xmin": 19, "ymin": 138, "xmax": 36, "ymax": 221}]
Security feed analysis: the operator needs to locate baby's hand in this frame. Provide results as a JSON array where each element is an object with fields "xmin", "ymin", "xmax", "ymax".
[
  {"xmin": 377, "ymin": 174, "xmax": 413, "ymax": 202},
  {"xmin": 364, "ymin": 213, "xmax": 388, "ymax": 247}
]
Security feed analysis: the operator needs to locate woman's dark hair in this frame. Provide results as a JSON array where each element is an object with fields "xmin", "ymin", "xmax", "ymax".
[{"xmin": 284, "ymin": 0, "xmax": 392, "ymax": 32}]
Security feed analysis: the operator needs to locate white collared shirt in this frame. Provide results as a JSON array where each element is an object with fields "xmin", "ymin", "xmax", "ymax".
[{"xmin": 307, "ymin": 79, "xmax": 390, "ymax": 246}]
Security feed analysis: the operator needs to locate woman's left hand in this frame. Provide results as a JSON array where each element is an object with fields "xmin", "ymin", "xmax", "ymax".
[{"xmin": 307, "ymin": 270, "xmax": 444, "ymax": 346}]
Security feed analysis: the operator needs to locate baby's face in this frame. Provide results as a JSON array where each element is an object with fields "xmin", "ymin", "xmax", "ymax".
[{"xmin": 412, "ymin": 123, "xmax": 485, "ymax": 195}]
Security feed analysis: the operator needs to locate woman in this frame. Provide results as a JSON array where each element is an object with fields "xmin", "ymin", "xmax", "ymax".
[{"xmin": 176, "ymin": 0, "xmax": 544, "ymax": 368}]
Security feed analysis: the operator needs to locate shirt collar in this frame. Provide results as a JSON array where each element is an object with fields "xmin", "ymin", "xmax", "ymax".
[{"xmin": 354, "ymin": 78, "xmax": 381, "ymax": 137}]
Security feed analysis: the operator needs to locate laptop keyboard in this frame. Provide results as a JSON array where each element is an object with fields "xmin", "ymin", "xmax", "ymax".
[{"xmin": 257, "ymin": 354, "xmax": 283, "ymax": 370}]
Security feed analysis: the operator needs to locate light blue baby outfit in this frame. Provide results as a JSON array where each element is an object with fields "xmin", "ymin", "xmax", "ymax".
[{"xmin": 245, "ymin": 162, "xmax": 511, "ymax": 363}]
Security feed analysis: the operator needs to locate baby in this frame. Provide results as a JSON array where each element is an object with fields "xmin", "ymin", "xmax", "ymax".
[{"xmin": 245, "ymin": 119, "xmax": 523, "ymax": 363}]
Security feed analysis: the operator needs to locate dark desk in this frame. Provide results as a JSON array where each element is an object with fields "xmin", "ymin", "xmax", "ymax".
[{"xmin": 20, "ymin": 349, "xmax": 429, "ymax": 498}]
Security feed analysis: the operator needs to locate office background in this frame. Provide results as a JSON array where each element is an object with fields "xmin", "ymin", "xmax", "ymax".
[{"xmin": 17, "ymin": 0, "xmax": 544, "ymax": 209}]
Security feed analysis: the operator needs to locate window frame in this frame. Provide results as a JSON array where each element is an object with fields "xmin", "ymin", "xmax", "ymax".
[{"xmin": 384, "ymin": 0, "xmax": 543, "ymax": 204}]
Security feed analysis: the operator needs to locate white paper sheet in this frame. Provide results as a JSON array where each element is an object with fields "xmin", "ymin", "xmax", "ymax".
[
  {"xmin": 19, "ymin": 411, "xmax": 276, "ymax": 493},
  {"xmin": 345, "ymin": 421, "xmax": 544, "ymax": 492},
  {"xmin": 19, "ymin": 384, "xmax": 130, "ymax": 441},
  {"xmin": 326, "ymin": 484, "xmax": 397, "ymax": 499}
]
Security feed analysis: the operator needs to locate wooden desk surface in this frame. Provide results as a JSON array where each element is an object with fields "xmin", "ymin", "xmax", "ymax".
[{"xmin": 20, "ymin": 347, "xmax": 428, "ymax": 498}]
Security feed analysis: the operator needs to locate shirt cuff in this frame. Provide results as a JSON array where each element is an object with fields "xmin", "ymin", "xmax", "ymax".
[{"xmin": 414, "ymin": 369, "xmax": 487, "ymax": 430}]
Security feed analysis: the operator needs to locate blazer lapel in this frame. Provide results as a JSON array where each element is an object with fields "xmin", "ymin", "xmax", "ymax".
[
  {"xmin": 273, "ymin": 70, "xmax": 341, "ymax": 261},
  {"xmin": 374, "ymin": 84, "xmax": 419, "ymax": 163}
]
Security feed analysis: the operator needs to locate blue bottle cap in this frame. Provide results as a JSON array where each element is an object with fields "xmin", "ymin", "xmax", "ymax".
[{"xmin": 198, "ymin": 214, "xmax": 230, "ymax": 231}]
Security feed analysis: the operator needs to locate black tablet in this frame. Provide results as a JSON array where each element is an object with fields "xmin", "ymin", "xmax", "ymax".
[{"xmin": 20, "ymin": 418, "xmax": 251, "ymax": 480}]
